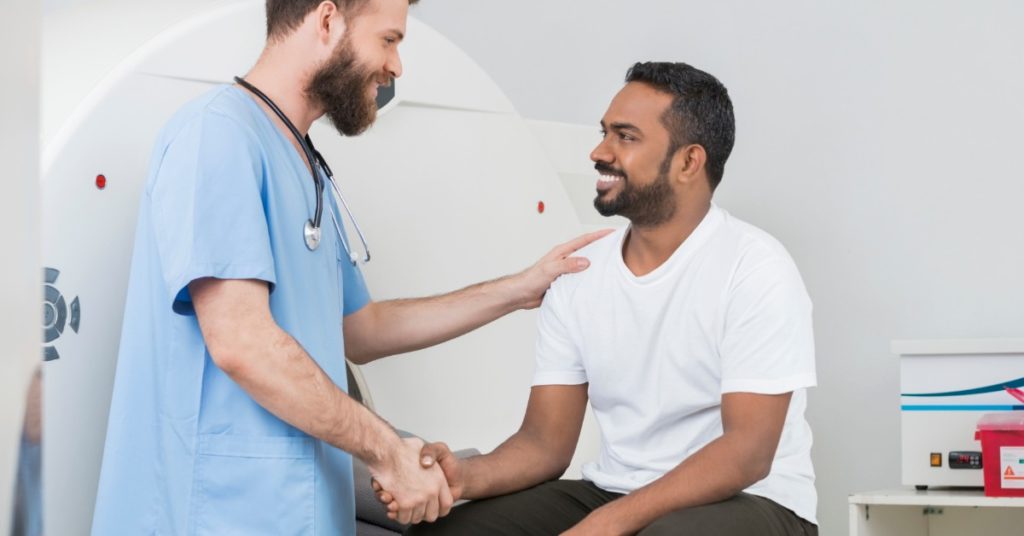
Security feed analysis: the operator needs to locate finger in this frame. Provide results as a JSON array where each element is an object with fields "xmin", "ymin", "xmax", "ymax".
[
  {"xmin": 397, "ymin": 505, "xmax": 412, "ymax": 525},
  {"xmin": 377, "ymin": 491, "xmax": 394, "ymax": 504},
  {"xmin": 371, "ymin": 479, "xmax": 382, "ymax": 492},
  {"xmin": 439, "ymin": 482, "xmax": 454, "ymax": 517},
  {"xmin": 411, "ymin": 501, "xmax": 427, "ymax": 525},
  {"xmin": 424, "ymin": 493, "xmax": 440, "ymax": 523},
  {"xmin": 551, "ymin": 229, "xmax": 614, "ymax": 258},
  {"xmin": 556, "ymin": 257, "xmax": 591, "ymax": 275},
  {"xmin": 387, "ymin": 500, "xmax": 399, "ymax": 512}
]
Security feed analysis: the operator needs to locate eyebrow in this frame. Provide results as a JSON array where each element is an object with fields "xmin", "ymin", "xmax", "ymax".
[{"xmin": 601, "ymin": 121, "xmax": 642, "ymax": 134}]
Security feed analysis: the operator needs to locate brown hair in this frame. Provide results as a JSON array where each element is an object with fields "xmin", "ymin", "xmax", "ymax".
[{"xmin": 266, "ymin": 0, "xmax": 419, "ymax": 39}]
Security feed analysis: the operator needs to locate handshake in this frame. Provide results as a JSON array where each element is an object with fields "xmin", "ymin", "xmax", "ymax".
[{"xmin": 367, "ymin": 436, "xmax": 465, "ymax": 525}]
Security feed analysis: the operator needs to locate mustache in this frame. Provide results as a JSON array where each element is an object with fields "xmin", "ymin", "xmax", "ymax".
[{"xmin": 594, "ymin": 162, "xmax": 626, "ymax": 179}]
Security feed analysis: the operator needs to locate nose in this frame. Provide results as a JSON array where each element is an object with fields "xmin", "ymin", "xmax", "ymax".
[
  {"xmin": 387, "ymin": 49, "xmax": 403, "ymax": 79},
  {"xmin": 590, "ymin": 136, "xmax": 613, "ymax": 165}
]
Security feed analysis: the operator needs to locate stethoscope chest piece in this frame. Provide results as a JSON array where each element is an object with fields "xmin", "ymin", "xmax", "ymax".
[{"xmin": 304, "ymin": 219, "xmax": 322, "ymax": 251}]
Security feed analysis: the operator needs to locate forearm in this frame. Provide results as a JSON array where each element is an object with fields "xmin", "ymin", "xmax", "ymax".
[
  {"xmin": 224, "ymin": 324, "xmax": 401, "ymax": 466},
  {"xmin": 595, "ymin": 434, "xmax": 768, "ymax": 535},
  {"xmin": 461, "ymin": 430, "xmax": 567, "ymax": 500},
  {"xmin": 348, "ymin": 275, "xmax": 523, "ymax": 363},
  {"xmin": 346, "ymin": 230, "xmax": 613, "ymax": 363}
]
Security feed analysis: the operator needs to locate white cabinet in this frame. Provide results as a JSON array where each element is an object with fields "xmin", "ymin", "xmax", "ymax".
[{"xmin": 849, "ymin": 488, "xmax": 1024, "ymax": 536}]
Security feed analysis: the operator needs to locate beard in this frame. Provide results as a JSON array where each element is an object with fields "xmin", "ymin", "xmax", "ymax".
[
  {"xmin": 593, "ymin": 158, "xmax": 677, "ymax": 227},
  {"xmin": 306, "ymin": 37, "xmax": 383, "ymax": 137}
]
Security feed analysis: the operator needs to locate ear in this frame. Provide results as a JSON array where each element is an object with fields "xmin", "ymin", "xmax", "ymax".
[
  {"xmin": 313, "ymin": 0, "xmax": 346, "ymax": 46},
  {"xmin": 671, "ymin": 144, "xmax": 707, "ymax": 186}
]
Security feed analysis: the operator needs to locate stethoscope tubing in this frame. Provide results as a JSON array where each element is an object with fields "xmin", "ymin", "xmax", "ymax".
[
  {"xmin": 234, "ymin": 76, "xmax": 324, "ymax": 230},
  {"xmin": 326, "ymin": 176, "xmax": 372, "ymax": 264},
  {"xmin": 234, "ymin": 76, "xmax": 370, "ymax": 264}
]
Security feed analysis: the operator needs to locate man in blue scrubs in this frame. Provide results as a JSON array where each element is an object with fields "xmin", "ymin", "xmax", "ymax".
[{"xmin": 91, "ymin": 0, "xmax": 607, "ymax": 534}]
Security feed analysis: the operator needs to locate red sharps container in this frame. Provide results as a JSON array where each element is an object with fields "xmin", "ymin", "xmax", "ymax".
[{"xmin": 975, "ymin": 413, "xmax": 1024, "ymax": 497}]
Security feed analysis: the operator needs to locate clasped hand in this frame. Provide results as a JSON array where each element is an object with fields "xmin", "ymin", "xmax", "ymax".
[
  {"xmin": 367, "ymin": 437, "xmax": 453, "ymax": 524},
  {"xmin": 372, "ymin": 441, "xmax": 463, "ymax": 525}
]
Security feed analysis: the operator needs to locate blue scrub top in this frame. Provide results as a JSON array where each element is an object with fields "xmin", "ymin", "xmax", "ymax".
[{"xmin": 92, "ymin": 85, "xmax": 371, "ymax": 535}]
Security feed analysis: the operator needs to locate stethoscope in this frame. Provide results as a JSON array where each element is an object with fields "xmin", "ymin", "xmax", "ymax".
[{"xmin": 234, "ymin": 76, "xmax": 370, "ymax": 264}]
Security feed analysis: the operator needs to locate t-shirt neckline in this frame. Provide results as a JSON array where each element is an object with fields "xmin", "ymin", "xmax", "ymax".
[{"xmin": 615, "ymin": 204, "xmax": 724, "ymax": 285}]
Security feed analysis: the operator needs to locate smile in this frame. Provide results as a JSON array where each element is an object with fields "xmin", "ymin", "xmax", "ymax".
[{"xmin": 596, "ymin": 172, "xmax": 623, "ymax": 192}]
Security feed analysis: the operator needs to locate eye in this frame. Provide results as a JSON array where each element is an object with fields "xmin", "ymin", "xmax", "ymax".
[
  {"xmin": 384, "ymin": 36, "xmax": 397, "ymax": 45},
  {"xmin": 618, "ymin": 132, "xmax": 635, "ymax": 142}
]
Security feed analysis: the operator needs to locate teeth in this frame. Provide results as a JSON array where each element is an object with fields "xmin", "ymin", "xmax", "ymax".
[{"xmin": 598, "ymin": 175, "xmax": 622, "ymax": 183}]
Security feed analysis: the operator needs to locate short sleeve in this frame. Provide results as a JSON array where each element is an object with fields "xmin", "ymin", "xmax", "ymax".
[
  {"xmin": 532, "ymin": 282, "xmax": 587, "ymax": 386},
  {"xmin": 341, "ymin": 257, "xmax": 371, "ymax": 316},
  {"xmin": 147, "ymin": 111, "xmax": 276, "ymax": 315},
  {"xmin": 720, "ymin": 258, "xmax": 816, "ymax": 394}
]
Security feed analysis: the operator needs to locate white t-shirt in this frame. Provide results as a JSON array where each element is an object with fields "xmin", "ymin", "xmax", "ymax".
[{"xmin": 533, "ymin": 204, "xmax": 817, "ymax": 524}]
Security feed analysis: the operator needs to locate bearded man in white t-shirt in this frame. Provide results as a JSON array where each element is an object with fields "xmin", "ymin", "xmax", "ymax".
[{"xmin": 389, "ymin": 61, "xmax": 818, "ymax": 536}]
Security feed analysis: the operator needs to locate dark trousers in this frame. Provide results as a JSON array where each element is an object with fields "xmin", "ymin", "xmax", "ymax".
[{"xmin": 405, "ymin": 480, "xmax": 817, "ymax": 536}]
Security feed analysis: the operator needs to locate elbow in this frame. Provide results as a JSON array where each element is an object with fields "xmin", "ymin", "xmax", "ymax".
[
  {"xmin": 535, "ymin": 461, "xmax": 571, "ymax": 484},
  {"xmin": 741, "ymin": 456, "xmax": 774, "ymax": 487},
  {"xmin": 542, "ymin": 452, "xmax": 575, "ymax": 481},
  {"xmin": 544, "ymin": 458, "xmax": 572, "ymax": 481},
  {"xmin": 344, "ymin": 348, "xmax": 375, "ymax": 366},
  {"xmin": 724, "ymin": 431, "xmax": 778, "ymax": 488},
  {"xmin": 552, "ymin": 462, "xmax": 572, "ymax": 480},
  {"xmin": 208, "ymin": 344, "xmax": 245, "ymax": 377},
  {"xmin": 751, "ymin": 461, "xmax": 772, "ymax": 483},
  {"xmin": 203, "ymin": 320, "xmax": 281, "ymax": 377},
  {"xmin": 206, "ymin": 336, "xmax": 255, "ymax": 378},
  {"xmin": 343, "ymin": 329, "xmax": 384, "ymax": 365}
]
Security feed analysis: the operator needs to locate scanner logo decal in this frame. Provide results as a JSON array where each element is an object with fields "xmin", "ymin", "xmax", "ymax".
[{"xmin": 42, "ymin": 267, "xmax": 81, "ymax": 361}]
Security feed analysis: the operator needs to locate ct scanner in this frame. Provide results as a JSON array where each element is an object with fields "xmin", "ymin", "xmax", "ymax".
[{"xmin": 38, "ymin": 0, "xmax": 620, "ymax": 533}]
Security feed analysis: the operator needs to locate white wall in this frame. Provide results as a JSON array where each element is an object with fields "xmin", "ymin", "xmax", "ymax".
[
  {"xmin": 38, "ymin": 1, "xmax": 1024, "ymax": 534},
  {"xmin": 0, "ymin": 1, "xmax": 41, "ymax": 533},
  {"xmin": 411, "ymin": 2, "xmax": 1024, "ymax": 534}
]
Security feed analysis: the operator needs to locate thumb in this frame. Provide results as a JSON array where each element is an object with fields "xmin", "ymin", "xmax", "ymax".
[
  {"xmin": 419, "ymin": 446, "xmax": 438, "ymax": 468},
  {"xmin": 420, "ymin": 442, "xmax": 452, "ymax": 468}
]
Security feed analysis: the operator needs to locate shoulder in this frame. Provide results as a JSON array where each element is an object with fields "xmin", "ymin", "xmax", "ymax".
[
  {"xmin": 157, "ymin": 86, "xmax": 263, "ymax": 152},
  {"xmin": 713, "ymin": 208, "xmax": 799, "ymax": 269},
  {"xmin": 547, "ymin": 227, "xmax": 625, "ymax": 299},
  {"xmin": 709, "ymin": 208, "xmax": 806, "ymax": 297},
  {"xmin": 147, "ymin": 87, "xmax": 268, "ymax": 193},
  {"xmin": 577, "ymin": 227, "xmax": 626, "ymax": 260}
]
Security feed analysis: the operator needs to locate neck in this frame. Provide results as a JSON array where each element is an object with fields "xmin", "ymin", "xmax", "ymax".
[
  {"xmin": 241, "ymin": 44, "xmax": 324, "ymax": 136},
  {"xmin": 622, "ymin": 198, "xmax": 711, "ymax": 277}
]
